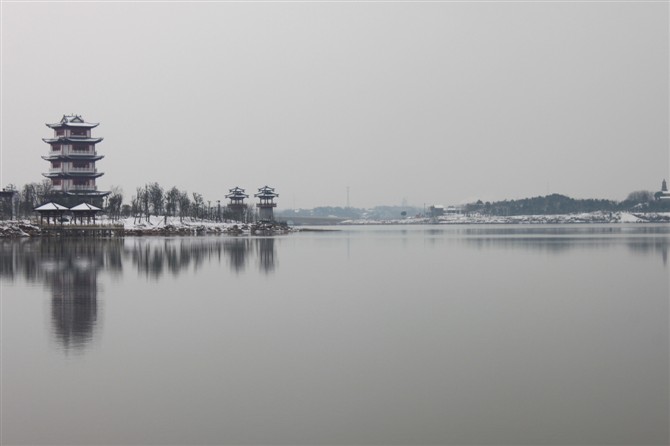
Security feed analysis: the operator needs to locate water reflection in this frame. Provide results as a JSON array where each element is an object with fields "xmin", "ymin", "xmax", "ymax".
[
  {"xmin": 1, "ymin": 239, "xmax": 123, "ymax": 352},
  {"xmin": 127, "ymin": 237, "xmax": 276, "ymax": 277},
  {"xmin": 419, "ymin": 225, "xmax": 670, "ymax": 264},
  {"xmin": 2, "ymin": 228, "xmax": 668, "ymax": 445},
  {"xmin": 2, "ymin": 227, "xmax": 666, "ymax": 356},
  {"xmin": 1, "ymin": 236, "xmax": 279, "ymax": 352},
  {"xmin": 226, "ymin": 238, "xmax": 251, "ymax": 273},
  {"xmin": 257, "ymin": 238, "xmax": 276, "ymax": 273},
  {"xmin": 1, "ymin": 237, "xmax": 280, "ymax": 284}
]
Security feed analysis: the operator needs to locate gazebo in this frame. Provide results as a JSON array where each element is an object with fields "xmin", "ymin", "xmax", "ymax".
[
  {"xmin": 34, "ymin": 202, "xmax": 69, "ymax": 225},
  {"xmin": 70, "ymin": 202, "xmax": 102, "ymax": 224},
  {"xmin": 254, "ymin": 186, "xmax": 278, "ymax": 221},
  {"xmin": 226, "ymin": 187, "xmax": 249, "ymax": 221}
]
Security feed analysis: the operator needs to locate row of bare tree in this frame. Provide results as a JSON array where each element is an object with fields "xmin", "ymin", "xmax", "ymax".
[{"xmin": 2, "ymin": 181, "xmax": 242, "ymax": 222}]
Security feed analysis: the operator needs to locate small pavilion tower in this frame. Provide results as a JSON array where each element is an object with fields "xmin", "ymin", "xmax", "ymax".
[
  {"xmin": 42, "ymin": 115, "xmax": 109, "ymax": 207},
  {"xmin": 255, "ymin": 185, "xmax": 278, "ymax": 221},
  {"xmin": 226, "ymin": 187, "xmax": 249, "ymax": 221},
  {"xmin": 655, "ymin": 179, "xmax": 670, "ymax": 201}
]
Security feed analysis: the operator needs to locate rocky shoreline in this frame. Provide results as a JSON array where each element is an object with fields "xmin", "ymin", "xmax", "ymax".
[
  {"xmin": 2, "ymin": 212, "xmax": 669, "ymax": 238},
  {"xmin": 0, "ymin": 220, "xmax": 293, "ymax": 238}
]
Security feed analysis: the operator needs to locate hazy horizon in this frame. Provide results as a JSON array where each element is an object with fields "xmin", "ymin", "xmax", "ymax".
[{"xmin": 2, "ymin": 1, "xmax": 669, "ymax": 208}]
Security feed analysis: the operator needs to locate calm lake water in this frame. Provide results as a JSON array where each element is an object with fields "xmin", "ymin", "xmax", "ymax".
[{"xmin": 1, "ymin": 224, "xmax": 669, "ymax": 445}]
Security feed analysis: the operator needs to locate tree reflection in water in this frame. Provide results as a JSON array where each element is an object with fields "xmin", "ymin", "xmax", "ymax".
[
  {"xmin": 127, "ymin": 237, "xmax": 277, "ymax": 277},
  {"xmin": 2, "ymin": 236, "xmax": 281, "ymax": 352},
  {"xmin": 419, "ymin": 227, "xmax": 669, "ymax": 264},
  {"xmin": 0, "ymin": 239, "xmax": 123, "ymax": 352}
]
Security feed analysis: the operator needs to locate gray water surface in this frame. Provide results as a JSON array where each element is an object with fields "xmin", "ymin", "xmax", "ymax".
[{"xmin": 1, "ymin": 224, "xmax": 669, "ymax": 445}]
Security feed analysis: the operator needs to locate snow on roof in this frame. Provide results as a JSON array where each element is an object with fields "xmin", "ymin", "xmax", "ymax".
[
  {"xmin": 70, "ymin": 202, "xmax": 102, "ymax": 211},
  {"xmin": 42, "ymin": 137, "xmax": 103, "ymax": 143},
  {"xmin": 46, "ymin": 115, "xmax": 99, "ymax": 129},
  {"xmin": 254, "ymin": 185, "xmax": 278, "ymax": 198},
  {"xmin": 34, "ymin": 202, "xmax": 68, "ymax": 211}
]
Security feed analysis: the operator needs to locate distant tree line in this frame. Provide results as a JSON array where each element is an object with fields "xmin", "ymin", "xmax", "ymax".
[
  {"xmin": 462, "ymin": 192, "xmax": 670, "ymax": 216},
  {"xmin": 3, "ymin": 180, "xmax": 670, "ymax": 221}
]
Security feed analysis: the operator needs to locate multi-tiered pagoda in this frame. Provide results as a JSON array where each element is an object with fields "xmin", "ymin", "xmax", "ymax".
[
  {"xmin": 226, "ymin": 186, "xmax": 249, "ymax": 221},
  {"xmin": 255, "ymin": 185, "xmax": 278, "ymax": 221},
  {"xmin": 42, "ymin": 115, "xmax": 109, "ymax": 207}
]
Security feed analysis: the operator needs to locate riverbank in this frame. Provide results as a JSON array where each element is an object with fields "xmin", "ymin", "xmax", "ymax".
[
  {"xmin": 0, "ymin": 216, "xmax": 293, "ymax": 238},
  {"xmin": 3, "ymin": 211, "xmax": 670, "ymax": 237},
  {"xmin": 341, "ymin": 211, "xmax": 670, "ymax": 225}
]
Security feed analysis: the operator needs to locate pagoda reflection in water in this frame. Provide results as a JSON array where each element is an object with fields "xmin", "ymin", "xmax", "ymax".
[
  {"xmin": 43, "ymin": 240, "xmax": 121, "ymax": 351},
  {"xmin": 0, "ymin": 239, "xmax": 123, "ymax": 352}
]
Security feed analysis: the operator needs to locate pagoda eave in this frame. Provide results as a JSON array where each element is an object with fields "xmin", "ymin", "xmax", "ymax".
[
  {"xmin": 42, "ymin": 137, "xmax": 104, "ymax": 144},
  {"xmin": 63, "ymin": 191, "xmax": 110, "ymax": 197},
  {"xmin": 43, "ymin": 172, "xmax": 104, "ymax": 179},
  {"xmin": 46, "ymin": 122, "xmax": 99, "ymax": 129},
  {"xmin": 42, "ymin": 154, "xmax": 104, "ymax": 161}
]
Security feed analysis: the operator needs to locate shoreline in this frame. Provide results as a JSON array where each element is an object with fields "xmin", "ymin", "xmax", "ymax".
[
  {"xmin": 0, "ymin": 217, "xmax": 294, "ymax": 238},
  {"xmin": 2, "ymin": 211, "xmax": 670, "ymax": 238}
]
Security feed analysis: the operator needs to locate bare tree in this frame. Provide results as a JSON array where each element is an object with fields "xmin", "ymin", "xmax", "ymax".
[
  {"xmin": 132, "ymin": 187, "xmax": 145, "ymax": 224},
  {"xmin": 147, "ymin": 183, "xmax": 164, "ymax": 220},
  {"xmin": 35, "ymin": 180, "xmax": 53, "ymax": 205},
  {"xmin": 166, "ymin": 186, "xmax": 180, "ymax": 218},
  {"xmin": 192, "ymin": 192, "xmax": 204, "ymax": 220},
  {"xmin": 19, "ymin": 183, "xmax": 38, "ymax": 218},
  {"xmin": 178, "ymin": 190, "xmax": 191, "ymax": 222},
  {"xmin": 107, "ymin": 186, "xmax": 123, "ymax": 221}
]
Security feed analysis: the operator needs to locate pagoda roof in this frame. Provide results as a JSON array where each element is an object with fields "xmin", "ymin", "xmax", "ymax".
[
  {"xmin": 70, "ymin": 202, "xmax": 102, "ymax": 211},
  {"xmin": 42, "ymin": 154, "xmax": 104, "ymax": 161},
  {"xmin": 34, "ymin": 201, "xmax": 69, "ymax": 211},
  {"xmin": 43, "ymin": 137, "xmax": 103, "ymax": 144},
  {"xmin": 43, "ymin": 172, "xmax": 104, "ymax": 179},
  {"xmin": 65, "ymin": 191, "xmax": 111, "ymax": 197},
  {"xmin": 226, "ymin": 186, "xmax": 249, "ymax": 199},
  {"xmin": 254, "ymin": 185, "xmax": 278, "ymax": 198},
  {"xmin": 46, "ymin": 115, "xmax": 99, "ymax": 129}
]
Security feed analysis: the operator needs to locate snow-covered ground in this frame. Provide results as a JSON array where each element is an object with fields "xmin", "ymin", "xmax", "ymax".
[
  {"xmin": 2, "ymin": 212, "xmax": 670, "ymax": 237},
  {"xmin": 0, "ymin": 216, "xmax": 253, "ymax": 237},
  {"xmin": 341, "ymin": 211, "xmax": 670, "ymax": 225},
  {"xmin": 112, "ymin": 216, "xmax": 243, "ymax": 234}
]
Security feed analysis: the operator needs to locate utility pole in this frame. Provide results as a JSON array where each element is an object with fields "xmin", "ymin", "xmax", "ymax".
[{"xmin": 347, "ymin": 186, "xmax": 350, "ymax": 208}]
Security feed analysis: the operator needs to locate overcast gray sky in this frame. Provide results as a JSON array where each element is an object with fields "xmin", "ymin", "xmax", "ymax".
[{"xmin": 1, "ymin": 1, "xmax": 668, "ymax": 209}]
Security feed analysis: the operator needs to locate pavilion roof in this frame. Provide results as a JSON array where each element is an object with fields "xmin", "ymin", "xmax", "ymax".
[
  {"xmin": 46, "ymin": 115, "xmax": 99, "ymax": 129},
  {"xmin": 34, "ymin": 202, "xmax": 69, "ymax": 211},
  {"xmin": 70, "ymin": 202, "xmax": 102, "ymax": 211},
  {"xmin": 226, "ymin": 186, "xmax": 249, "ymax": 199},
  {"xmin": 255, "ymin": 185, "xmax": 278, "ymax": 198}
]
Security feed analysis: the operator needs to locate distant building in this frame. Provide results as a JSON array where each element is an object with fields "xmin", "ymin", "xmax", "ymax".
[
  {"xmin": 255, "ymin": 186, "xmax": 278, "ymax": 221},
  {"xmin": 42, "ymin": 115, "xmax": 109, "ymax": 207},
  {"xmin": 655, "ymin": 179, "xmax": 670, "ymax": 201},
  {"xmin": 226, "ymin": 186, "xmax": 249, "ymax": 221},
  {"xmin": 429, "ymin": 205, "xmax": 445, "ymax": 217}
]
